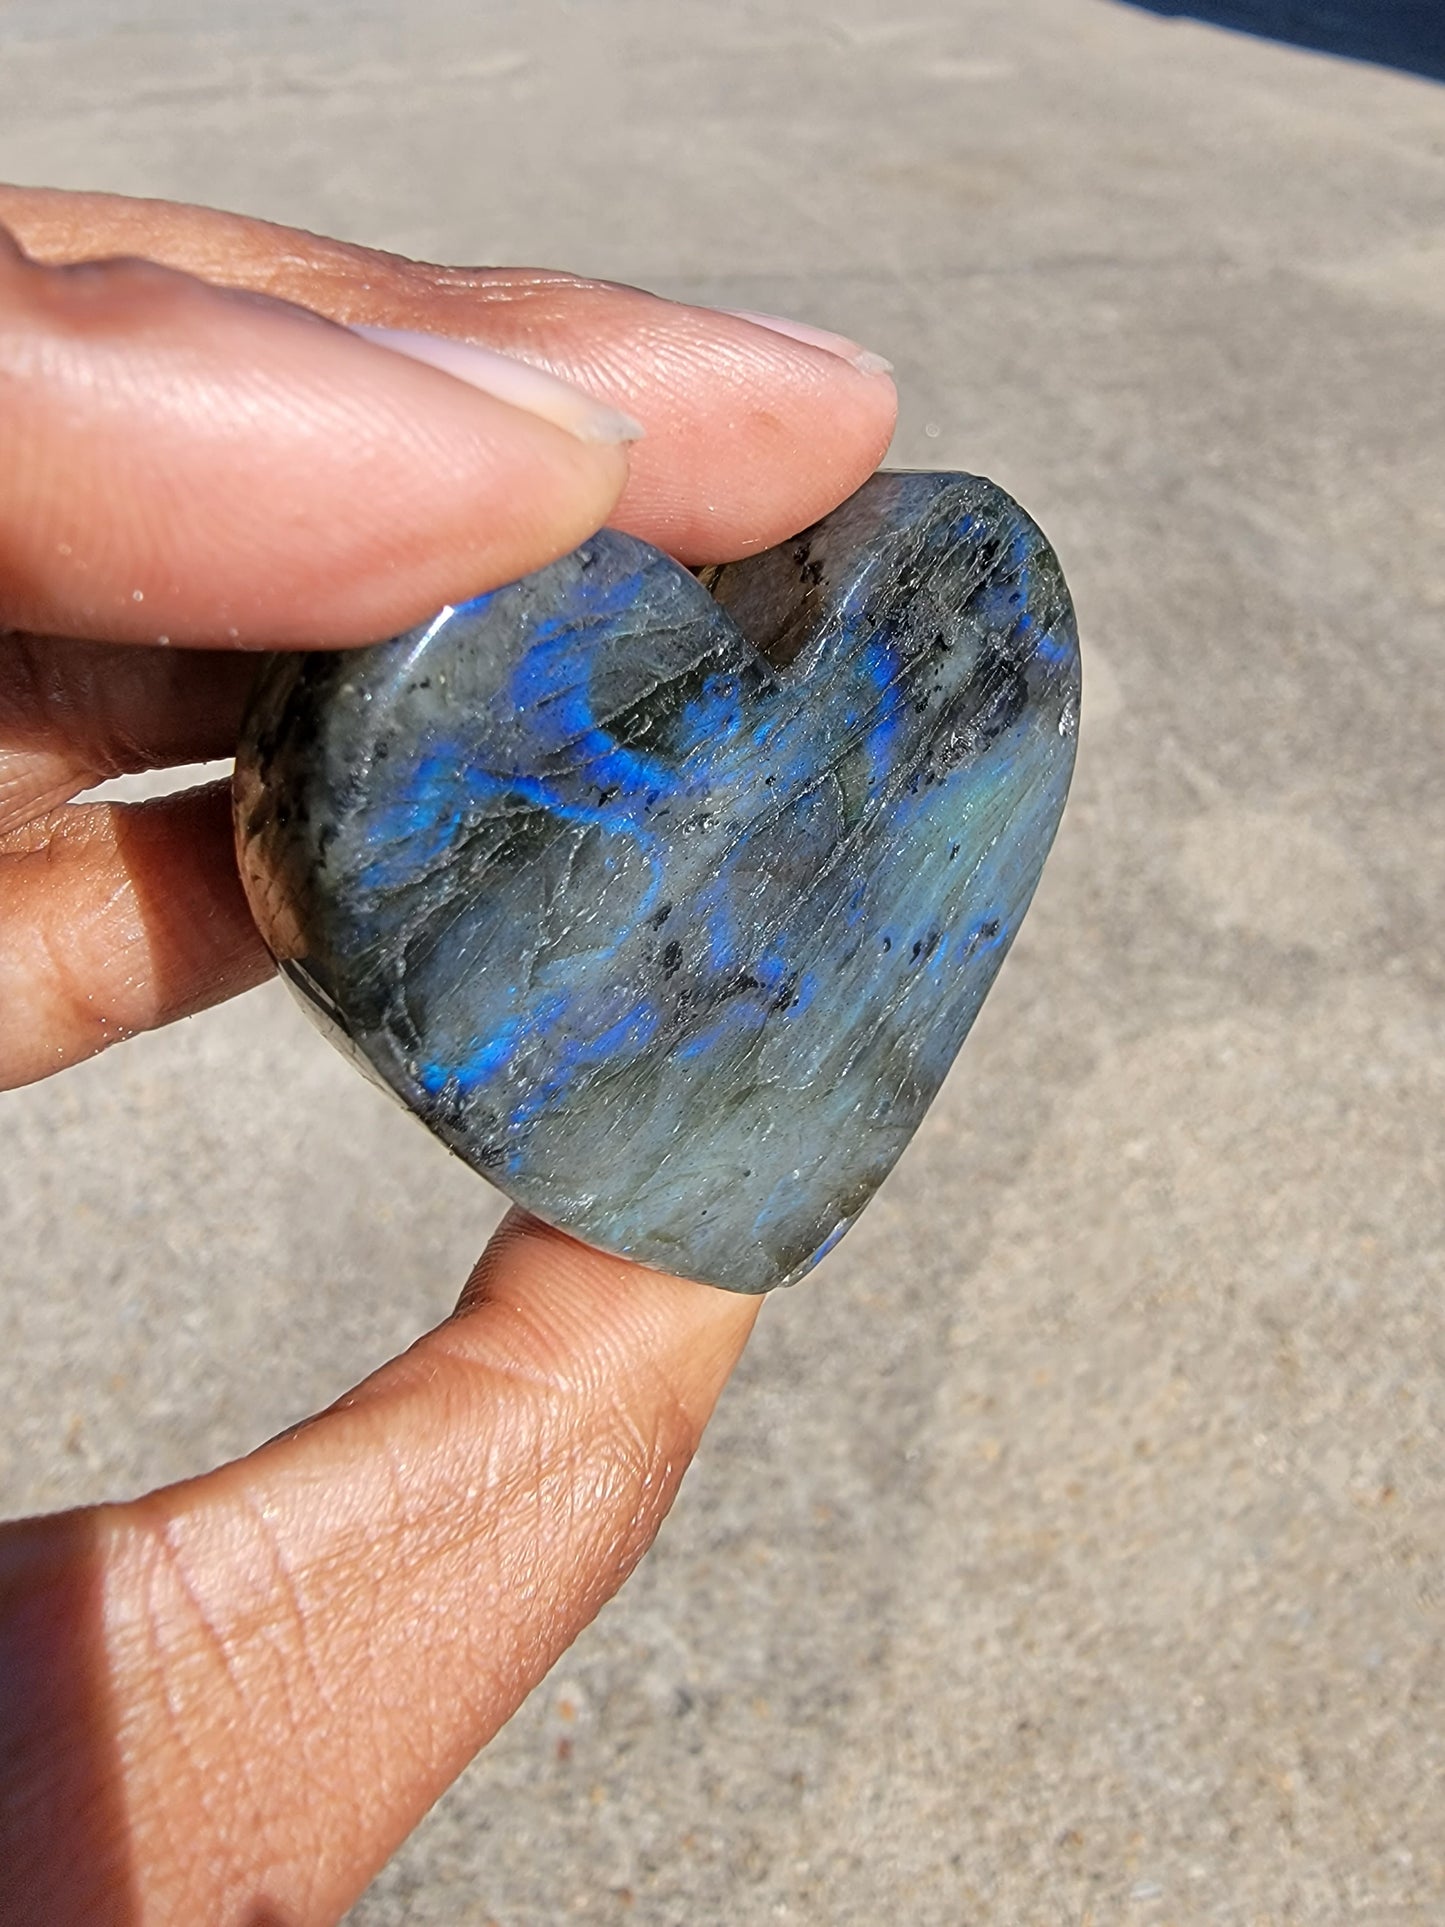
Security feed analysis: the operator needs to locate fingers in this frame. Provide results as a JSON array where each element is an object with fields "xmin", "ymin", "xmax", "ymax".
[
  {"xmin": 0, "ymin": 783, "xmax": 270, "ymax": 1088},
  {"xmin": 0, "ymin": 228, "xmax": 633, "ymax": 647},
  {"xmin": 0, "ymin": 185, "xmax": 898, "ymax": 574},
  {"xmin": 0, "ymin": 1215, "xmax": 761, "ymax": 1925},
  {"xmin": 0, "ymin": 633, "xmax": 258, "ymax": 833}
]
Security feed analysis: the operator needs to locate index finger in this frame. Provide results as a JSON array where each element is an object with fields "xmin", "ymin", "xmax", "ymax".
[{"xmin": 0, "ymin": 186, "xmax": 897, "ymax": 647}]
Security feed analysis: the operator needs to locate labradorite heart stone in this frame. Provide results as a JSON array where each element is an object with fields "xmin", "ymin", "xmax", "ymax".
[{"xmin": 233, "ymin": 471, "xmax": 1079, "ymax": 1291}]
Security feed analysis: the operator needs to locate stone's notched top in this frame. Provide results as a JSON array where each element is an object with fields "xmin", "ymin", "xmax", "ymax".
[{"xmin": 233, "ymin": 471, "xmax": 1080, "ymax": 1293}]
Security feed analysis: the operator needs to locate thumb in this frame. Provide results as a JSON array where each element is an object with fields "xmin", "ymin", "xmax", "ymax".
[{"xmin": 0, "ymin": 1214, "xmax": 758, "ymax": 1926}]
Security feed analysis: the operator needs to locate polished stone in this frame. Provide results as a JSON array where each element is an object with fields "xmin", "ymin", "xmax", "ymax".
[{"xmin": 233, "ymin": 471, "xmax": 1080, "ymax": 1291}]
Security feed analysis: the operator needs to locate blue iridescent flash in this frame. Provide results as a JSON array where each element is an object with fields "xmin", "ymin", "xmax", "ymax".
[{"xmin": 234, "ymin": 471, "xmax": 1080, "ymax": 1291}]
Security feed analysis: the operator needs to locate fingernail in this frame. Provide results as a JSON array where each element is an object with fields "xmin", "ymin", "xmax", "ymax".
[
  {"xmin": 348, "ymin": 325, "xmax": 646, "ymax": 444},
  {"xmin": 724, "ymin": 310, "xmax": 894, "ymax": 376}
]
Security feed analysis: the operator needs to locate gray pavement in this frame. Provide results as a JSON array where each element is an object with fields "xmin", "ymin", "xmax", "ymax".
[{"xmin": 2, "ymin": 1, "xmax": 1443, "ymax": 1920}]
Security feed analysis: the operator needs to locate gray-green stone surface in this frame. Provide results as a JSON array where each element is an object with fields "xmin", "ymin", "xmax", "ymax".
[{"xmin": 235, "ymin": 471, "xmax": 1079, "ymax": 1290}]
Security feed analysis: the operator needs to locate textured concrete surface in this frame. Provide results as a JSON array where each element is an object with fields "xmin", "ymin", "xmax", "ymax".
[{"xmin": 2, "ymin": 2, "xmax": 1443, "ymax": 1921}]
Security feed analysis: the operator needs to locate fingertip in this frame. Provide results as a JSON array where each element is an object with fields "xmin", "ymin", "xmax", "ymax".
[
  {"xmin": 450, "ymin": 1209, "xmax": 761, "ymax": 1430},
  {"xmin": 562, "ymin": 295, "xmax": 899, "ymax": 563}
]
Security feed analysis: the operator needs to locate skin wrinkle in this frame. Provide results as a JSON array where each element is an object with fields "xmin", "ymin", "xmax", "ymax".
[
  {"xmin": 231, "ymin": 1492, "xmax": 334, "ymax": 1735},
  {"xmin": 16, "ymin": 831, "xmax": 137, "ymax": 1053},
  {"xmin": 0, "ymin": 785, "xmax": 273, "ymax": 1086},
  {"xmin": 160, "ymin": 1320, "xmax": 674, "ymax": 1692},
  {"xmin": 410, "ymin": 1300, "xmax": 686, "ymax": 1578},
  {"xmin": 0, "ymin": 757, "xmax": 100, "ymax": 830},
  {"xmin": 380, "ymin": 1317, "xmax": 588, "ymax": 1419},
  {"xmin": 119, "ymin": 1533, "xmax": 244, "ymax": 1894},
  {"xmin": 148, "ymin": 1517, "xmax": 253, "ymax": 1724},
  {"xmin": 118, "ymin": 1514, "xmax": 324, "ymax": 1920}
]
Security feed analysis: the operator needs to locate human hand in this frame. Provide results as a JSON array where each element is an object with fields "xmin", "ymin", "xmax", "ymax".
[{"xmin": 0, "ymin": 186, "xmax": 896, "ymax": 1924}]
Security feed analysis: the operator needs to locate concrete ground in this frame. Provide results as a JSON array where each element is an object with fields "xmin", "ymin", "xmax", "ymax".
[{"xmin": 2, "ymin": 1, "xmax": 1443, "ymax": 1920}]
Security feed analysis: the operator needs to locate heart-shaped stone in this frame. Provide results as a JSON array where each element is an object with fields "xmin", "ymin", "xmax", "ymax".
[{"xmin": 233, "ymin": 471, "xmax": 1079, "ymax": 1291}]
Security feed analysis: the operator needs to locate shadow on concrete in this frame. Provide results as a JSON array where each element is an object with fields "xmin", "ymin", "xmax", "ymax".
[{"xmin": 1114, "ymin": 1, "xmax": 1445, "ymax": 83}]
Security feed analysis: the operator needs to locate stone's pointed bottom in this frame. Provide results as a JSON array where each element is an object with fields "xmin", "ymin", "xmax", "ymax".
[{"xmin": 233, "ymin": 471, "xmax": 1081, "ymax": 1293}]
